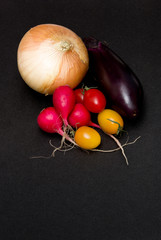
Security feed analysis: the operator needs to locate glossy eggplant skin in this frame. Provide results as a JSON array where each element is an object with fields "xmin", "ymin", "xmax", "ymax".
[{"xmin": 84, "ymin": 37, "xmax": 143, "ymax": 119}]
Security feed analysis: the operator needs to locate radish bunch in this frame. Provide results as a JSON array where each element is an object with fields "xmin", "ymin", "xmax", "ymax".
[{"xmin": 37, "ymin": 85, "xmax": 101, "ymax": 137}]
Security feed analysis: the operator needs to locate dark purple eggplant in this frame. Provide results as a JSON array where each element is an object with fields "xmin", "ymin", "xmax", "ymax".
[{"xmin": 83, "ymin": 37, "xmax": 143, "ymax": 119}]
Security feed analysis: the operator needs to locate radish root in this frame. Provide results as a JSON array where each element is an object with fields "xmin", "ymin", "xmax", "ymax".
[
  {"xmin": 108, "ymin": 134, "xmax": 128, "ymax": 165},
  {"xmin": 31, "ymin": 121, "xmax": 141, "ymax": 165},
  {"xmin": 48, "ymin": 128, "xmax": 140, "ymax": 165}
]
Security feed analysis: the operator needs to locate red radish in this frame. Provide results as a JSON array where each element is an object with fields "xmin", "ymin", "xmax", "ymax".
[
  {"xmin": 68, "ymin": 103, "xmax": 100, "ymax": 128},
  {"xmin": 37, "ymin": 107, "xmax": 75, "ymax": 143},
  {"xmin": 37, "ymin": 107, "xmax": 63, "ymax": 134},
  {"xmin": 52, "ymin": 85, "xmax": 76, "ymax": 126}
]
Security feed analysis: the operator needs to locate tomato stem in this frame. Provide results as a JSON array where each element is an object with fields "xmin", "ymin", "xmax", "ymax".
[
  {"xmin": 107, "ymin": 118, "xmax": 123, "ymax": 135},
  {"xmin": 81, "ymin": 84, "xmax": 98, "ymax": 94}
]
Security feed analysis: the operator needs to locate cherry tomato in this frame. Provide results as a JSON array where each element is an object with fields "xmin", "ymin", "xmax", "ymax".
[
  {"xmin": 83, "ymin": 89, "xmax": 106, "ymax": 113},
  {"xmin": 74, "ymin": 88, "xmax": 85, "ymax": 104},
  {"xmin": 98, "ymin": 109, "xmax": 124, "ymax": 135},
  {"xmin": 74, "ymin": 126, "xmax": 101, "ymax": 149}
]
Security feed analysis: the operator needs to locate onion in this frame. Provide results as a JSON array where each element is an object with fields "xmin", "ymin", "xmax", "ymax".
[{"xmin": 17, "ymin": 24, "xmax": 89, "ymax": 95}]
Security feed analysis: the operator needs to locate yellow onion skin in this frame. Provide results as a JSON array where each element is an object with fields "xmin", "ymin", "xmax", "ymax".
[{"xmin": 17, "ymin": 24, "xmax": 89, "ymax": 95}]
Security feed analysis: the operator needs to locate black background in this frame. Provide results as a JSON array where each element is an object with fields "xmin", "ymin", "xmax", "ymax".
[{"xmin": 0, "ymin": 0, "xmax": 161, "ymax": 239}]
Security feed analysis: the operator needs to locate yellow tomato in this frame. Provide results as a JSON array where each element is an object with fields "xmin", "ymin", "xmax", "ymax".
[
  {"xmin": 98, "ymin": 109, "xmax": 124, "ymax": 135},
  {"xmin": 74, "ymin": 126, "xmax": 101, "ymax": 150}
]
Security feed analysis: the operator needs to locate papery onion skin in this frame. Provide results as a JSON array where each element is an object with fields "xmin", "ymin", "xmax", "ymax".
[{"xmin": 17, "ymin": 24, "xmax": 89, "ymax": 95}]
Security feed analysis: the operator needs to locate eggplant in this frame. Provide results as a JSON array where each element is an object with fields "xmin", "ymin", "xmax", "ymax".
[{"xmin": 83, "ymin": 37, "xmax": 143, "ymax": 119}]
